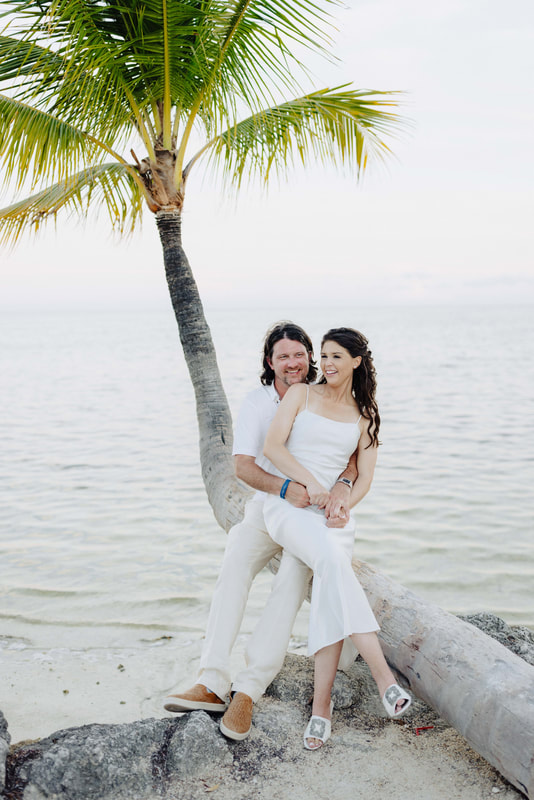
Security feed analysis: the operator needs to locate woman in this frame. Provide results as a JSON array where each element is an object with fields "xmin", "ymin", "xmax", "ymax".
[{"xmin": 263, "ymin": 327, "xmax": 411, "ymax": 750}]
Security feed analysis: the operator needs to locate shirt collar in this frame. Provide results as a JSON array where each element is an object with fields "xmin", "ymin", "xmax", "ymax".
[{"xmin": 265, "ymin": 382, "xmax": 281, "ymax": 405}]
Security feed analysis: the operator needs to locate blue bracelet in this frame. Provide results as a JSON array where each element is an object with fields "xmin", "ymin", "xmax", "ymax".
[{"xmin": 280, "ymin": 479, "xmax": 291, "ymax": 499}]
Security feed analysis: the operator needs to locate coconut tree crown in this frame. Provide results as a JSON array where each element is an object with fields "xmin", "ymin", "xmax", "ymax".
[{"xmin": 0, "ymin": 0, "xmax": 405, "ymax": 241}]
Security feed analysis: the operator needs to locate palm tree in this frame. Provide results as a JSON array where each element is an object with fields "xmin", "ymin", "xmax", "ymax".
[{"xmin": 0, "ymin": 0, "xmax": 404, "ymax": 529}]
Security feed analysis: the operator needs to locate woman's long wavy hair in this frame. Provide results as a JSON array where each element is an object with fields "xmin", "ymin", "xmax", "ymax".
[
  {"xmin": 260, "ymin": 321, "xmax": 317, "ymax": 385},
  {"xmin": 320, "ymin": 327, "xmax": 380, "ymax": 448}
]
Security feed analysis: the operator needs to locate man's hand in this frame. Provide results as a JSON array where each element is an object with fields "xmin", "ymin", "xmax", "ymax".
[
  {"xmin": 284, "ymin": 481, "xmax": 311, "ymax": 508},
  {"xmin": 324, "ymin": 481, "xmax": 351, "ymax": 528}
]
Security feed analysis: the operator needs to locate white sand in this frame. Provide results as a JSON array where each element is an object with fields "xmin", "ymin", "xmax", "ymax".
[{"xmin": 1, "ymin": 634, "xmax": 524, "ymax": 800}]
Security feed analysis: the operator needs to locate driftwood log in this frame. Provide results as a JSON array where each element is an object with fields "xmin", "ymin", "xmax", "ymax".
[{"xmin": 354, "ymin": 559, "xmax": 534, "ymax": 798}]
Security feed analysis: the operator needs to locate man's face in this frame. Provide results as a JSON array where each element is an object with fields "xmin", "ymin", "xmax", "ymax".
[{"xmin": 268, "ymin": 337, "xmax": 310, "ymax": 392}]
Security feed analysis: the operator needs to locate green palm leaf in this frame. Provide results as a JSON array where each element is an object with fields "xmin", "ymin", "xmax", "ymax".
[
  {"xmin": 0, "ymin": 36, "xmax": 67, "ymax": 90},
  {"xmin": 0, "ymin": 162, "xmax": 143, "ymax": 244},
  {"xmin": 0, "ymin": 0, "xmax": 407, "ymax": 228},
  {"xmin": 0, "ymin": 93, "xmax": 99, "ymax": 190},
  {"xmin": 190, "ymin": 87, "xmax": 405, "ymax": 186}
]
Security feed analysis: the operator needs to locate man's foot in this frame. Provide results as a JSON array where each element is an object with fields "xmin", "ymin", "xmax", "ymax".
[
  {"xmin": 219, "ymin": 692, "xmax": 253, "ymax": 741},
  {"xmin": 164, "ymin": 684, "xmax": 227, "ymax": 713}
]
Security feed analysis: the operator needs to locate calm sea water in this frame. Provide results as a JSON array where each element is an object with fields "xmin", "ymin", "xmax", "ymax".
[{"xmin": 1, "ymin": 304, "xmax": 533, "ymax": 656}]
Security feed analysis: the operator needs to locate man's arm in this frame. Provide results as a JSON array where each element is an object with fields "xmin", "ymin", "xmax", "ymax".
[{"xmin": 234, "ymin": 455, "xmax": 311, "ymax": 508}]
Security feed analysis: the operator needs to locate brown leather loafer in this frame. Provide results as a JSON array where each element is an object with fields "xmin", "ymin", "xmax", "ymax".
[
  {"xmin": 219, "ymin": 692, "xmax": 253, "ymax": 740},
  {"xmin": 164, "ymin": 683, "xmax": 227, "ymax": 713}
]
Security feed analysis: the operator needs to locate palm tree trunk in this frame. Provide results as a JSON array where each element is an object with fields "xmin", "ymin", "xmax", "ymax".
[{"xmin": 156, "ymin": 209, "xmax": 250, "ymax": 531}]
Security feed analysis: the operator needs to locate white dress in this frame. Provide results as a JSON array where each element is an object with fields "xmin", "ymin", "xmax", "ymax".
[{"xmin": 263, "ymin": 397, "xmax": 379, "ymax": 664}]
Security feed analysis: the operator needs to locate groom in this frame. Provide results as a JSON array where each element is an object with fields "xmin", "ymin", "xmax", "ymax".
[{"xmin": 164, "ymin": 321, "xmax": 356, "ymax": 739}]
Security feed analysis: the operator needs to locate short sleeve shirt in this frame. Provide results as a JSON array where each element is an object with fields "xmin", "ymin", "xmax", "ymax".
[{"xmin": 232, "ymin": 383, "xmax": 281, "ymax": 501}]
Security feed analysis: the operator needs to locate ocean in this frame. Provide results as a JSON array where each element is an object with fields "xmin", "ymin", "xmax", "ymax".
[{"xmin": 1, "ymin": 304, "xmax": 533, "ymax": 659}]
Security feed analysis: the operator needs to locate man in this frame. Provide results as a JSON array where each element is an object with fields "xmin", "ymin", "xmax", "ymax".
[{"xmin": 164, "ymin": 321, "xmax": 356, "ymax": 740}]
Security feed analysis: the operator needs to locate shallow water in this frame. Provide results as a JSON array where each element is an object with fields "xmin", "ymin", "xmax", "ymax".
[{"xmin": 1, "ymin": 304, "xmax": 533, "ymax": 657}]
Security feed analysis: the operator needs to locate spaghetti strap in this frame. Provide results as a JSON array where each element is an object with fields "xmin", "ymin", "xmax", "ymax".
[{"xmin": 305, "ymin": 385, "xmax": 309, "ymax": 409}]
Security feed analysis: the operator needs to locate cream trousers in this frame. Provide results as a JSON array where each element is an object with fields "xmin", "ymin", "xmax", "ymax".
[{"xmin": 197, "ymin": 499, "xmax": 312, "ymax": 703}]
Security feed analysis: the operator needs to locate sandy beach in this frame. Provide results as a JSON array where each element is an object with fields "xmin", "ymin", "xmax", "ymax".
[{"xmin": 1, "ymin": 634, "xmax": 526, "ymax": 799}]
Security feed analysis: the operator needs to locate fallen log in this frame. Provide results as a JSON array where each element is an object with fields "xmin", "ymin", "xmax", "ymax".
[{"xmin": 354, "ymin": 559, "xmax": 534, "ymax": 798}]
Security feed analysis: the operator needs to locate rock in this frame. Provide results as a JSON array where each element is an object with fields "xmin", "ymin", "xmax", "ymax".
[
  {"xmin": 165, "ymin": 710, "xmax": 232, "ymax": 777},
  {"xmin": 265, "ymin": 652, "xmax": 362, "ymax": 709},
  {"xmin": 0, "ymin": 710, "xmax": 10, "ymax": 794},
  {"xmin": 459, "ymin": 613, "xmax": 534, "ymax": 667},
  {"xmin": 253, "ymin": 703, "xmax": 303, "ymax": 743},
  {"xmin": 264, "ymin": 653, "xmax": 314, "ymax": 705},
  {"xmin": 7, "ymin": 713, "xmax": 231, "ymax": 800}
]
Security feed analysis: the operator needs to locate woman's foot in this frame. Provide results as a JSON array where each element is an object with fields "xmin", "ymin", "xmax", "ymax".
[
  {"xmin": 304, "ymin": 714, "xmax": 331, "ymax": 750},
  {"xmin": 373, "ymin": 665, "xmax": 412, "ymax": 718},
  {"xmin": 381, "ymin": 684, "xmax": 412, "ymax": 718},
  {"xmin": 304, "ymin": 699, "xmax": 334, "ymax": 749}
]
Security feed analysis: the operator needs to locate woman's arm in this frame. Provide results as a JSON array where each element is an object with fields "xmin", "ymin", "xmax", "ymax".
[
  {"xmin": 263, "ymin": 384, "xmax": 330, "ymax": 507},
  {"xmin": 324, "ymin": 424, "xmax": 377, "ymax": 527},
  {"xmin": 323, "ymin": 449, "xmax": 358, "ymax": 525},
  {"xmin": 348, "ymin": 426, "xmax": 378, "ymax": 508}
]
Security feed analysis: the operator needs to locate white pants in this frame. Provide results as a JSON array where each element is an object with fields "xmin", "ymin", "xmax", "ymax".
[{"xmin": 197, "ymin": 499, "xmax": 312, "ymax": 703}]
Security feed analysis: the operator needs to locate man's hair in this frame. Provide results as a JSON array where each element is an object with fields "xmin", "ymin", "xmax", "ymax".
[{"xmin": 260, "ymin": 321, "xmax": 317, "ymax": 385}]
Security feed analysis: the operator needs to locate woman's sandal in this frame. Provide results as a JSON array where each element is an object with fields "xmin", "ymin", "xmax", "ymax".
[
  {"xmin": 382, "ymin": 684, "xmax": 412, "ymax": 718},
  {"xmin": 303, "ymin": 700, "xmax": 334, "ymax": 750}
]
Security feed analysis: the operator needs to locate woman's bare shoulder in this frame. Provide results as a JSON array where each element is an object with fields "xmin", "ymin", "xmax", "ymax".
[
  {"xmin": 276, "ymin": 382, "xmax": 307, "ymax": 417},
  {"xmin": 285, "ymin": 382, "xmax": 308, "ymax": 399}
]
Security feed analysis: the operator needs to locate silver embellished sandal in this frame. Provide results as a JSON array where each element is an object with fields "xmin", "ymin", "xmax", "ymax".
[
  {"xmin": 303, "ymin": 700, "xmax": 334, "ymax": 750},
  {"xmin": 382, "ymin": 684, "xmax": 412, "ymax": 718}
]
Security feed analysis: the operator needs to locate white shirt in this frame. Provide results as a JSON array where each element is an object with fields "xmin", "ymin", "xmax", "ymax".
[{"xmin": 232, "ymin": 383, "xmax": 281, "ymax": 502}]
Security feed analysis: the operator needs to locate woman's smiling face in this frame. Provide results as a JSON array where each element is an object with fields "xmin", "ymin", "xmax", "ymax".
[{"xmin": 320, "ymin": 340, "xmax": 361, "ymax": 384}]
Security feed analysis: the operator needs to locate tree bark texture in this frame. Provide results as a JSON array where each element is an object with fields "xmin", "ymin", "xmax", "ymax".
[
  {"xmin": 354, "ymin": 558, "xmax": 534, "ymax": 798},
  {"xmin": 156, "ymin": 210, "xmax": 250, "ymax": 531}
]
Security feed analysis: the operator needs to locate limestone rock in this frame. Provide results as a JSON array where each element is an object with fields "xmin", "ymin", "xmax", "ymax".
[
  {"xmin": 165, "ymin": 709, "xmax": 232, "ymax": 777},
  {"xmin": 0, "ymin": 710, "xmax": 10, "ymax": 794},
  {"xmin": 459, "ymin": 613, "xmax": 534, "ymax": 667},
  {"xmin": 265, "ymin": 652, "xmax": 360, "ymax": 709},
  {"xmin": 253, "ymin": 703, "xmax": 304, "ymax": 743},
  {"xmin": 7, "ymin": 713, "xmax": 231, "ymax": 800}
]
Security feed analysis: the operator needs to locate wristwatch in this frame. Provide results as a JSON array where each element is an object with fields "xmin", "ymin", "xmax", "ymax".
[{"xmin": 336, "ymin": 478, "xmax": 353, "ymax": 489}]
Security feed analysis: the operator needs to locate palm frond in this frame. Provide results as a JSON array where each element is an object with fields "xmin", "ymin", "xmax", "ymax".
[
  {"xmin": 0, "ymin": 13, "xmax": 149, "ymax": 148},
  {"xmin": 167, "ymin": 0, "xmax": 341, "ymax": 164},
  {"xmin": 0, "ymin": 93, "xmax": 100, "ymax": 190},
  {"xmin": 191, "ymin": 87, "xmax": 407, "ymax": 186},
  {"xmin": 0, "ymin": 162, "xmax": 143, "ymax": 245},
  {"xmin": 0, "ymin": 35, "xmax": 66, "ymax": 90}
]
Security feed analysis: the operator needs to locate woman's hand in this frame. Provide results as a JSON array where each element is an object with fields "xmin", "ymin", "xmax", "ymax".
[
  {"xmin": 306, "ymin": 480, "xmax": 330, "ymax": 508},
  {"xmin": 324, "ymin": 481, "xmax": 350, "ymax": 528}
]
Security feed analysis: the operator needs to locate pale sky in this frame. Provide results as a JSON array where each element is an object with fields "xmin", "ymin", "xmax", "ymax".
[{"xmin": 1, "ymin": 0, "xmax": 533, "ymax": 310}]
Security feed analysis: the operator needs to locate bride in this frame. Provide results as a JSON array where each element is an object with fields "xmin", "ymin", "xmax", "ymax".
[{"xmin": 263, "ymin": 327, "xmax": 411, "ymax": 749}]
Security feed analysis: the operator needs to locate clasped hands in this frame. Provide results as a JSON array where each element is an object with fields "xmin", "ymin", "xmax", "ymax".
[{"xmin": 285, "ymin": 479, "xmax": 350, "ymax": 528}]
